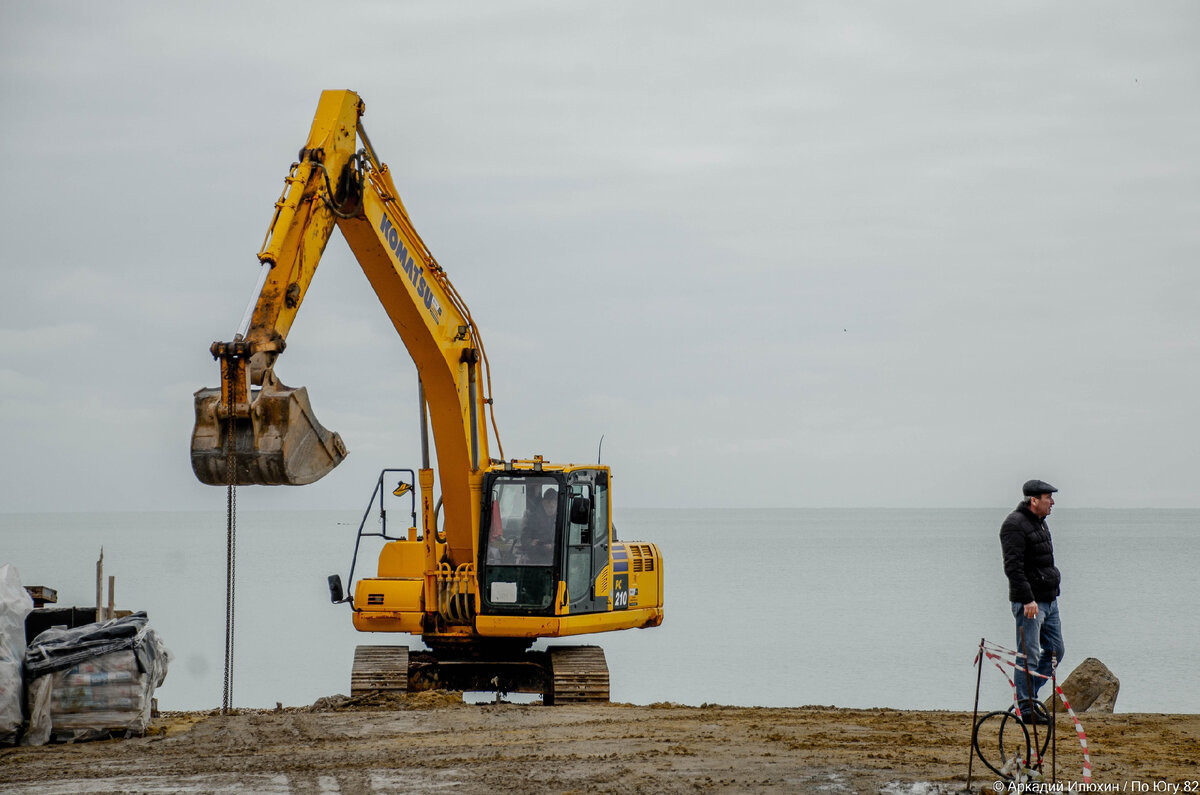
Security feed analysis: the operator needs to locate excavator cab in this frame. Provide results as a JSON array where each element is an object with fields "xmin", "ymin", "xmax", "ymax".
[{"xmin": 479, "ymin": 467, "xmax": 613, "ymax": 617}]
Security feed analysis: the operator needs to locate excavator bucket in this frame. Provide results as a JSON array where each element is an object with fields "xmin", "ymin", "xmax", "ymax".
[{"xmin": 191, "ymin": 374, "xmax": 348, "ymax": 486}]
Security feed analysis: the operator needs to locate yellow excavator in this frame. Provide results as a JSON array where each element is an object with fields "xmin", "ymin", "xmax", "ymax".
[{"xmin": 191, "ymin": 90, "xmax": 663, "ymax": 703}]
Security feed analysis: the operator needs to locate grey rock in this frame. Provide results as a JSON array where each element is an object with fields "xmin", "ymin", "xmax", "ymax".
[{"xmin": 1051, "ymin": 657, "xmax": 1120, "ymax": 713}]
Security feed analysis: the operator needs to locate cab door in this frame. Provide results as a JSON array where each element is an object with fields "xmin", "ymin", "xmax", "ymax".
[{"xmin": 564, "ymin": 470, "xmax": 608, "ymax": 614}]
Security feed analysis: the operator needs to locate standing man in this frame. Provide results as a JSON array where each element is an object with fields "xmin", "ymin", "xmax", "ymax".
[{"xmin": 1000, "ymin": 479, "xmax": 1065, "ymax": 724}]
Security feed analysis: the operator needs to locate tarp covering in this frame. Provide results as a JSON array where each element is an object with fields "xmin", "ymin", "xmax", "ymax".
[
  {"xmin": 23, "ymin": 612, "xmax": 169, "ymax": 745},
  {"xmin": 0, "ymin": 564, "xmax": 35, "ymax": 744}
]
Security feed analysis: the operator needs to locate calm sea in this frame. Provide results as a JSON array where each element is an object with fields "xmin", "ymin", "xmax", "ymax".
[{"xmin": 3, "ymin": 508, "xmax": 1197, "ymax": 713}]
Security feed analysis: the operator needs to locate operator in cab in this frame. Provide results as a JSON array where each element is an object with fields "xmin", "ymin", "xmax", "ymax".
[{"xmin": 518, "ymin": 488, "xmax": 557, "ymax": 565}]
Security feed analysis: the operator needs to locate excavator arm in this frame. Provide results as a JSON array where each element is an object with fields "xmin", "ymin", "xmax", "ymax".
[{"xmin": 192, "ymin": 90, "xmax": 495, "ymax": 565}]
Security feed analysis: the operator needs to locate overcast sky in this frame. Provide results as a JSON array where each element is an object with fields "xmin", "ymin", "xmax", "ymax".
[{"xmin": 2, "ymin": 1, "xmax": 1198, "ymax": 513}]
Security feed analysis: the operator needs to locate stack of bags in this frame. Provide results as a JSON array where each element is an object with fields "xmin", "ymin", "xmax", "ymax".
[
  {"xmin": 46, "ymin": 650, "xmax": 150, "ymax": 734},
  {"xmin": 1, "ymin": 565, "xmax": 34, "ymax": 745},
  {"xmin": 24, "ymin": 612, "xmax": 169, "ymax": 744}
]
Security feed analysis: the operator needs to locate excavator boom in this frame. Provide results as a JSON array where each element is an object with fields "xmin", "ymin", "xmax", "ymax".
[{"xmin": 191, "ymin": 90, "xmax": 494, "ymax": 565}]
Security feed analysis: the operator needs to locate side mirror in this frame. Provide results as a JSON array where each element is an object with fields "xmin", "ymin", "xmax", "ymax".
[
  {"xmin": 328, "ymin": 574, "xmax": 344, "ymax": 604},
  {"xmin": 570, "ymin": 496, "xmax": 591, "ymax": 525}
]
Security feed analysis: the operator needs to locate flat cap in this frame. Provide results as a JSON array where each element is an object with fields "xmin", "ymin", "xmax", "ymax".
[{"xmin": 1022, "ymin": 479, "xmax": 1058, "ymax": 497}]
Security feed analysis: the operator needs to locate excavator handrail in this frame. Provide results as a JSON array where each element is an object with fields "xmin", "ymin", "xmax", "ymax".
[{"xmin": 335, "ymin": 467, "xmax": 418, "ymax": 608}]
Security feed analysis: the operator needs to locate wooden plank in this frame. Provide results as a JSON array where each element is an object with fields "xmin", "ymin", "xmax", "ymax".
[{"xmin": 25, "ymin": 586, "xmax": 58, "ymax": 606}]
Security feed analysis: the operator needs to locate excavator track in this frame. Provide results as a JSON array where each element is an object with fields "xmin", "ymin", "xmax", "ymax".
[
  {"xmin": 351, "ymin": 645, "xmax": 408, "ymax": 696},
  {"xmin": 348, "ymin": 644, "xmax": 609, "ymax": 705},
  {"xmin": 547, "ymin": 645, "xmax": 609, "ymax": 705}
]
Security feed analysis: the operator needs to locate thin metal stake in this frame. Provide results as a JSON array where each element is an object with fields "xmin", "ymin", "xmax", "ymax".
[
  {"xmin": 1018, "ymin": 625, "xmax": 1041, "ymax": 769},
  {"xmin": 1051, "ymin": 653, "xmax": 1058, "ymax": 784},
  {"xmin": 96, "ymin": 548, "xmax": 103, "ymax": 620},
  {"xmin": 966, "ymin": 637, "xmax": 984, "ymax": 791}
]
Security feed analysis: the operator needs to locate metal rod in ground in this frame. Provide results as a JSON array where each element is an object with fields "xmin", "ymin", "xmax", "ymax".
[
  {"xmin": 966, "ymin": 637, "xmax": 984, "ymax": 791},
  {"xmin": 1018, "ymin": 625, "xmax": 1041, "ymax": 768},
  {"xmin": 1051, "ymin": 654, "xmax": 1057, "ymax": 784},
  {"xmin": 96, "ymin": 548, "xmax": 103, "ymax": 620}
]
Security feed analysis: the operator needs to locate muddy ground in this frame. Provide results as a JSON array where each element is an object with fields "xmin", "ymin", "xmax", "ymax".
[{"xmin": 2, "ymin": 694, "xmax": 1197, "ymax": 794}]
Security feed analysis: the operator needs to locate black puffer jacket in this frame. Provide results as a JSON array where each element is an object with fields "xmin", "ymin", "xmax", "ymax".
[{"xmin": 1000, "ymin": 502, "xmax": 1061, "ymax": 604}]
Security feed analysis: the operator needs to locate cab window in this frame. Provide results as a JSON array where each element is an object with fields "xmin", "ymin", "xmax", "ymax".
[{"xmin": 482, "ymin": 475, "xmax": 558, "ymax": 611}]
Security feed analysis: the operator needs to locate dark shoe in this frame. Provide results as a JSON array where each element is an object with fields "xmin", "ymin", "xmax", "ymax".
[{"xmin": 1019, "ymin": 709, "xmax": 1050, "ymax": 726}]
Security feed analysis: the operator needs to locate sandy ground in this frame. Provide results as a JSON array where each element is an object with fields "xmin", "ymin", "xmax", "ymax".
[{"xmin": 2, "ymin": 695, "xmax": 1198, "ymax": 794}]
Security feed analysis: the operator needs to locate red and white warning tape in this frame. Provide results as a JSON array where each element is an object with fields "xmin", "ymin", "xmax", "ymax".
[
  {"xmin": 1053, "ymin": 681, "xmax": 1093, "ymax": 783},
  {"xmin": 975, "ymin": 640, "xmax": 1092, "ymax": 783}
]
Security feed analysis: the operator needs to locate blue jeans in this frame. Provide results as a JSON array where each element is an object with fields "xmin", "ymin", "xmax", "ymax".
[{"xmin": 1011, "ymin": 599, "xmax": 1065, "ymax": 712}]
